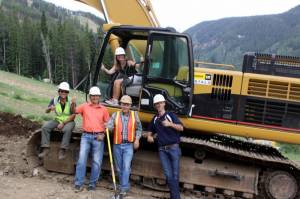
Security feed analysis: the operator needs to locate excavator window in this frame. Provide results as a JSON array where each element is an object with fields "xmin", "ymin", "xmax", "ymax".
[
  {"xmin": 140, "ymin": 32, "xmax": 192, "ymax": 114},
  {"xmin": 127, "ymin": 39, "xmax": 147, "ymax": 73},
  {"xmin": 147, "ymin": 35, "xmax": 189, "ymax": 82}
]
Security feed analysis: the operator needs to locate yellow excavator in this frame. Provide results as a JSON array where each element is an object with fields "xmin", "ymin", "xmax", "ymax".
[{"xmin": 26, "ymin": 1, "xmax": 300, "ymax": 198}]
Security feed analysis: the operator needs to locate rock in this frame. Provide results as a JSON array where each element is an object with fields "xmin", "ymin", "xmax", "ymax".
[
  {"xmin": 4, "ymin": 166, "xmax": 11, "ymax": 175},
  {"xmin": 32, "ymin": 168, "xmax": 39, "ymax": 176},
  {"xmin": 43, "ymin": 78, "xmax": 50, "ymax": 83},
  {"xmin": 0, "ymin": 170, "xmax": 4, "ymax": 176}
]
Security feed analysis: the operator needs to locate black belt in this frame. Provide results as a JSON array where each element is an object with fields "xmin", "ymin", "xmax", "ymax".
[
  {"xmin": 122, "ymin": 140, "xmax": 132, "ymax": 144},
  {"xmin": 84, "ymin": 131, "xmax": 104, "ymax": 135},
  {"xmin": 159, "ymin": 143, "xmax": 179, "ymax": 150}
]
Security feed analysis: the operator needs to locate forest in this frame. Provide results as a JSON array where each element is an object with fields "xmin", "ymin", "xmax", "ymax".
[{"xmin": 0, "ymin": 0, "xmax": 104, "ymax": 89}]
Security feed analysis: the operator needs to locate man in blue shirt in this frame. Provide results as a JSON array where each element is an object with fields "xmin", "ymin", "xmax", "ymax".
[{"xmin": 147, "ymin": 94, "xmax": 183, "ymax": 199}]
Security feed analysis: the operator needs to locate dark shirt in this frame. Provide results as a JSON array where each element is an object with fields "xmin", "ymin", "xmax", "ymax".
[
  {"xmin": 147, "ymin": 112, "xmax": 182, "ymax": 147},
  {"xmin": 48, "ymin": 97, "xmax": 68, "ymax": 112},
  {"xmin": 115, "ymin": 60, "xmax": 137, "ymax": 80}
]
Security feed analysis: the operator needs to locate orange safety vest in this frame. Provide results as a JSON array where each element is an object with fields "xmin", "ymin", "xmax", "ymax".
[{"xmin": 114, "ymin": 111, "xmax": 136, "ymax": 144}]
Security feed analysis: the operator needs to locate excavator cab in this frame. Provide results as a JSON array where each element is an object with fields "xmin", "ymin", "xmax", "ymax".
[{"xmin": 95, "ymin": 26, "xmax": 194, "ymax": 115}]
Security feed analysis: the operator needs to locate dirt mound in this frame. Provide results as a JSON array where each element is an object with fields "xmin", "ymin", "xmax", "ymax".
[{"xmin": 0, "ymin": 112, "xmax": 41, "ymax": 137}]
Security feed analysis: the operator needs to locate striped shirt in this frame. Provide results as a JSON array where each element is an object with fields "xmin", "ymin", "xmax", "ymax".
[{"xmin": 107, "ymin": 111, "xmax": 142, "ymax": 142}]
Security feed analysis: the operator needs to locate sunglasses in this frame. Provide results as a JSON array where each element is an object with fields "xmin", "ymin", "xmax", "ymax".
[{"xmin": 59, "ymin": 90, "xmax": 69, "ymax": 94}]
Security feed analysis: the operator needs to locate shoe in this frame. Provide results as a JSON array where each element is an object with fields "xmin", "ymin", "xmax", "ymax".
[
  {"xmin": 119, "ymin": 191, "xmax": 128, "ymax": 198},
  {"xmin": 58, "ymin": 149, "xmax": 66, "ymax": 160},
  {"xmin": 87, "ymin": 185, "xmax": 95, "ymax": 191},
  {"xmin": 38, "ymin": 148, "xmax": 50, "ymax": 158},
  {"xmin": 74, "ymin": 185, "xmax": 83, "ymax": 193},
  {"xmin": 105, "ymin": 99, "xmax": 119, "ymax": 106}
]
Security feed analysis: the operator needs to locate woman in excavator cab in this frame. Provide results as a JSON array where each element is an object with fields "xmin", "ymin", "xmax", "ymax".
[{"xmin": 101, "ymin": 47, "xmax": 143, "ymax": 106}]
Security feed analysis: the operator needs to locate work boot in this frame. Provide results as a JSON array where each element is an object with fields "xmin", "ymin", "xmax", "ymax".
[
  {"xmin": 119, "ymin": 191, "xmax": 127, "ymax": 198},
  {"xmin": 58, "ymin": 149, "xmax": 66, "ymax": 160},
  {"xmin": 38, "ymin": 148, "xmax": 50, "ymax": 158},
  {"xmin": 105, "ymin": 99, "xmax": 119, "ymax": 106},
  {"xmin": 74, "ymin": 185, "xmax": 84, "ymax": 193},
  {"xmin": 87, "ymin": 185, "xmax": 96, "ymax": 191}
]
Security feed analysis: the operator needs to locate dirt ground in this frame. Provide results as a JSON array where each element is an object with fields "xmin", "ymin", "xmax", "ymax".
[
  {"xmin": 0, "ymin": 112, "xmax": 40, "ymax": 137},
  {"xmin": 0, "ymin": 112, "xmax": 157, "ymax": 199},
  {"xmin": 0, "ymin": 112, "xmax": 204, "ymax": 199}
]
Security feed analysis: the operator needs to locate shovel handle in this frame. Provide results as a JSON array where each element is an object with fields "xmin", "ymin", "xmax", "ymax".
[{"xmin": 106, "ymin": 128, "xmax": 117, "ymax": 190}]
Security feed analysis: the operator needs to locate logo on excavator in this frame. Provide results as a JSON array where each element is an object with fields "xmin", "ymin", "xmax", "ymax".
[{"xmin": 194, "ymin": 73, "xmax": 211, "ymax": 85}]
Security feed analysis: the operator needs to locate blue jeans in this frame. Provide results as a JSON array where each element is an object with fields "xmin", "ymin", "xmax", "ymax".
[
  {"xmin": 74, "ymin": 133, "xmax": 105, "ymax": 188},
  {"xmin": 113, "ymin": 143, "xmax": 134, "ymax": 192},
  {"xmin": 159, "ymin": 144, "xmax": 181, "ymax": 199}
]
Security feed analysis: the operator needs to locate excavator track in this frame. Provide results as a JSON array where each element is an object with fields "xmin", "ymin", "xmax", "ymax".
[
  {"xmin": 180, "ymin": 135, "xmax": 300, "ymax": 199},
  {"xmin": 26, "ymin": 130, "xmax": 300, "ymax": 199},
  {"xmin": 181, "ymin": 135, "xmax": 300, "ymax": 170}
]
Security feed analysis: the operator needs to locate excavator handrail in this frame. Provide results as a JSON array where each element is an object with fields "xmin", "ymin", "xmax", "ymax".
[{"xmin": 195, "ymin": 61, "xmax": 235, "ymax": 69}]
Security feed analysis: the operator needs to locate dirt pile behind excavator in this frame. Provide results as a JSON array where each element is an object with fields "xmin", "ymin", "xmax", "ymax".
[{"xmin": 0, "ymin": 112, "xmax": 40, "ymax": 137}]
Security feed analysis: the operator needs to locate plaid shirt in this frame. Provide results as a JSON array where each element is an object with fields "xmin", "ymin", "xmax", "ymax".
[{"xmin": 107, "ymin": 111, "xmax": 142, "ymax": 142}]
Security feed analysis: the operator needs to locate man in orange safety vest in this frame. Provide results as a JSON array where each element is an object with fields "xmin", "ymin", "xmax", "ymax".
[{"xmin": 106, "ymin": 95, "xmax": 142, "ymax": 197}]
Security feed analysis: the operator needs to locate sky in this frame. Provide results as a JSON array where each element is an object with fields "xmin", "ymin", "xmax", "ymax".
[{"xmin": 44, "ymin": 0, "xmax": 300, "ymax": 32}]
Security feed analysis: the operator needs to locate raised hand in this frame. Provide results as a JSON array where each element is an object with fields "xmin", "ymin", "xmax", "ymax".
[
  {"xmin": 162, "ymin": 119, "xmax": 172, "ymax": 127},
  {"xmin": 71, "ymin": 96, "xmax": 76, "ymax": 104}
]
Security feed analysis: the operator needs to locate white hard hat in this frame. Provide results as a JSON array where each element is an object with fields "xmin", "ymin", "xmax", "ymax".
[
  {"xmin": 115, "ymin": 47, "xmax": 125, "ymax": 56},
  {"xmin": 120, "ymin": 95, "xmax": 132, "ymax": 104},
  {"xmin": 58, "ymin": 82, "xmax": 70, "ymax": 91},
  {"xmin": 153, "ymin": 94, "xmax": 165, "ymax": 104},
  {"xmin": 89, "ymin": 86, "xmax": 101, "ymax": 95}
]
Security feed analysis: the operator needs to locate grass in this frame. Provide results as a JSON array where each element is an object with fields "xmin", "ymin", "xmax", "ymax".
[
  {"xmin": 282, "ymin": 152, "xmax": 300, "ymax": 161},
  {"xmin": 278, "ymin": 143, "xmax": 300, "ymax": 161},
  {"xmin": 0, "ymin": 70, "xmax": 85, "ymax": 126}
]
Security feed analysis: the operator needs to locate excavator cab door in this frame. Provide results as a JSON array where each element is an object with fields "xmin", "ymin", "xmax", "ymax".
[{"xmin": 140, "ymin": 31, "xmax": 194, "ymax": 115}]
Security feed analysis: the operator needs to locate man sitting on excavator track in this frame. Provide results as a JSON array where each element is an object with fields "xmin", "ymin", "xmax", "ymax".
[{"xmin": 38, "ymin": 82, "xmax": 76, "ymax": 160}]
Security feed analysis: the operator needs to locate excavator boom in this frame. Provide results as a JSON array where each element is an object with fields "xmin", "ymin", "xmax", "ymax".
[{"xmin": 76, "ymin": 0, "xmax": 160, "ymax": 27}]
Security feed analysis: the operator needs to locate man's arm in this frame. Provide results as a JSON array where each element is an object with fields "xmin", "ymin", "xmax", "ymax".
[
  {"xmin": 162, "ymin": 113, "xmax": 184, "ymax": 131},
  {"xmin": 75, "ymin": 103, "xmax": 85, "ymax": 115},
  {"xmin": 169, "ymin": 122, "xmax": 184, "ymax": 132},
  {"xmin": 146, "ymin": 118, "xmax": 156, "ymax": 143},
  {"xmin": 70, "ymin": 96, "xmax": 76, "ymax": 114},
  {"xmin": 134, "ymin": 112, "xmax": 142, "ymax": 139},
  {"xmin": 57, "ymin": 114, "xmax": 76, "ymax": 129},
  {"xmin": 65, "ymin": 114, "xmax": 76, "ymax": 123},
  {"xmin": 46, "ymin": 98, "xmax": 55, "ymax": 113},
  {"xmin": 106, "ymin": 112, "xmax": 116, "ymax": 132}
]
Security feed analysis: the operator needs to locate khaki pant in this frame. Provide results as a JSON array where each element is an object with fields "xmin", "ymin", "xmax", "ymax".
[{"xmin": 41, "ymin": 120, "xmax": 75, "ymax": 149}]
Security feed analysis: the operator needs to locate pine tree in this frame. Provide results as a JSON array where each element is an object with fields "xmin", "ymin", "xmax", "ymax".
[
  {"xmin": 41, "ymin": 11, "xmax": 48, "ymax": 36},
  {"xmin": 40, "ymin": 11, "xmax": 52, "ymax": 82},
  {"xmin": 31, "ymin": 23, "xmax": 44, "ymax": 79},
  {"xmin": 20, "ymin": 16, "xmax": 32, "ymax": 76},
  {"xmin": 7, "ymin": 14, "xmax": 21, "ymax": 74},
  {"xmin": 0, "ymin": 10, "xmax": 8, "ymax": 70}
]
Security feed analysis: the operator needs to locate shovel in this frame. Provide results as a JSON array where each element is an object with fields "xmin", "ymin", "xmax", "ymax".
[{"xmin": 105, "ymin": 128, "xmax": 121, "ymax": 199}]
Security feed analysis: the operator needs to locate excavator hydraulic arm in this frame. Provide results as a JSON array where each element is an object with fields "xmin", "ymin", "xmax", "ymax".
[{"xmin": 75, "ymin": 0, "xmax": 160, "ymax": 27}]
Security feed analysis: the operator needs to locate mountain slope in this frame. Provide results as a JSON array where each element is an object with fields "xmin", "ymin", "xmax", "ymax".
[{"xmin": 186, "ymin": 5, "xmax": 300, "ymax": 69}]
